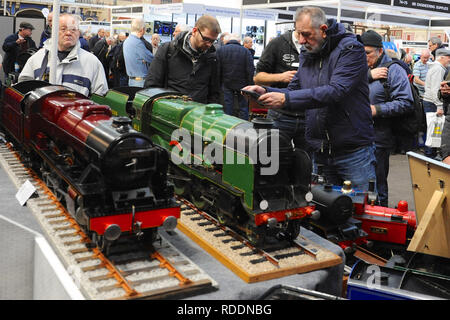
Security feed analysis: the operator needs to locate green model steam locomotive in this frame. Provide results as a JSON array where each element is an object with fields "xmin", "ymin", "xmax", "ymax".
[{"xmin": 92, "ymin": 87, "xmax": 315, "ymax": 247}]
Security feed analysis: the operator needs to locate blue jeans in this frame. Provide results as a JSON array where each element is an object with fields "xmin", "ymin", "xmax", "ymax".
[
  {"xmin": 223, "ymin": 87, "xmax": 249, "ymax": 120},
  {"xmin": 128, "ymin": 78, "xmax": 145, "ymax": 88},
  {"xmin": 314, "ymin": 144, "xmax": 377, "ymax": 192},
  {"xmin": 423, "ymin": 100, "xmax": 437, "ymax": 158},
  {"xmin": 267, "ymin": 109, "xmax": 309, "ymax": 153}
]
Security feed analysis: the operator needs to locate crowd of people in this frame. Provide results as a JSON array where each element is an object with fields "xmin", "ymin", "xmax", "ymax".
[{"xmin": 1, "ymin": 8, "xmax": 449, "ymax": 207}]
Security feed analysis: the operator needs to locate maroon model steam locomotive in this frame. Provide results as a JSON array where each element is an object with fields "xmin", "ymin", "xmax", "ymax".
[{"xmin": 0, "ymin": 81, "xmax": 180, "ymax": 253}]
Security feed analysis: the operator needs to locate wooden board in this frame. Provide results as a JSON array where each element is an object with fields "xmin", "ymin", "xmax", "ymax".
[
  {"xmin": 407, "ymin": 152, "xmax": 450, "ymax": 258},
  {"xmin": 177, "ymin": 214, "xmax": 342, "ymax": 283}
]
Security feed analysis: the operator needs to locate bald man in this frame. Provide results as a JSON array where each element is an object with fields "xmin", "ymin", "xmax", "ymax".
[
  {"xmin": 89, "ymin": 28, "xmax": 105, "ymax": 51},
  {"xmin": 39, "ymin": 11, "xmax": 53, "ymax": 48},
  {"xmin": 412, "ymin": 48, "xmax": 431, "ymax": 98}
]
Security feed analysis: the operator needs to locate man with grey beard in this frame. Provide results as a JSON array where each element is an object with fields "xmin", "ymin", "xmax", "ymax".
[{"xmin": 243, "ymin": 6, "xmax": 376, "ymax": 192}]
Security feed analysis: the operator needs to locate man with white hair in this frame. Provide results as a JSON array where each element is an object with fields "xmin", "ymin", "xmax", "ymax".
[
  {"xmin": 19, "ymin": 13, "xmax": 108, "ymax": 96},
  {"xmin": 243, "ymin": 36, "xmax": 255, "ymax": 57},
  {"xmin": 151, "ymin": 34, "xmax": 160, "ymax": 55},
  {"xmin": 123, "ymin": 18, "xmax": 153, "ymax": 87},
  {"xmin": 173, "ymin": 24, "xmax": 190, "ymax": 39}
]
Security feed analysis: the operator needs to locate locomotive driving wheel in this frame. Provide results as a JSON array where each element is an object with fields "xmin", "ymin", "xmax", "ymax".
[
  {"xmin": 283, "ymin": 219, "xmax": 301, "ymax": 241},
  {"xmin": 191, "ymin": 191, "xmax": 208, "ymax": 210},
  {"xmin": 141, "ymin": 228, "xmax": 158, "ymax": 245},
  {"xmin": 173, "ymin": 179, "xmax": 190, "ymax": 197},
  {"xmin": 40, "ymin": 161, "xmax": 64, "ymax": 202}
]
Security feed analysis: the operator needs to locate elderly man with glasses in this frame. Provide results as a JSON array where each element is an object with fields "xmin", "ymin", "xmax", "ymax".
[
  {"xmin": 144, "ymin": 15, "xmax": 221, "ymax": 104},
  {"xmin": 18, "ymin": 13, "xmax": 108, "ymax": 96}
]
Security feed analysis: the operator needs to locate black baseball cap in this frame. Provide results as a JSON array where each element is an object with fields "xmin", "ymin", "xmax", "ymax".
[{"xmin": 19, "ymin": 22, "xmax": 35, "ymax": 30}]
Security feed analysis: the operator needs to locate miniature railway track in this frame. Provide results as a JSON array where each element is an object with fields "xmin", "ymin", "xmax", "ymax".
[
  {"xmin": 177, "ymin": 196, "xmax": 317, "ymax": 268},
  {"xmin": 353, "ymin": 245, "xmax": 388, "ymax": 266},
  {"xmin": 0, "ymin": 143, "xmax": 214, "ymax": 299}
]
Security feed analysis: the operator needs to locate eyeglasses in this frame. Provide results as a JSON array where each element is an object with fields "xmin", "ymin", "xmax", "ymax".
[
  {"xmin": 59, "ymin": 27, "xmax": 78, "ymax": 34},
  {"xmin": 197, "ymin": 29, "xmax": 217, "ymax": 44}
]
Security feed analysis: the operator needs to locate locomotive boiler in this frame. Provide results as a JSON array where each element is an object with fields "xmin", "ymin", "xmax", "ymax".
[
  {"xmin": 92, "ymin": 87, "xmax": 316, "ymax": 247},
  {"xmin": 0, "ymin": 81, "xmax": 179, "ymax": 253},
  {"xmin": 308, "ymin": 177, "xmax": 417, "ymax": 252},
  {"xmin": 308, "ymin": 183, "xmax": 370, "ymax": 253}
]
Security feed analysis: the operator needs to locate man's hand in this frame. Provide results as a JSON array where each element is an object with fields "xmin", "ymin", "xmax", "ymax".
[
  {"xmin": 444, "ymin": 156, "xmax": 450, "ymax": 165},
  {"xmin": 440, "ymin": 81, "xmax": 450, "ymax": 96},
  {"xmin": 370, "ymin": 105, "xmax": 377, "ymax": 116},
  {"xmin": 437, "ymin": 108, "xmax": 444, "ymax": 116},
  {"xmin": 279, "ymin": 70, "xmax": 297, "ymax": 83},
  {"xmin": 241, "ymin": 85, "xmax": 286, "ymax": 109},
  {"xmin": 370, "ymin": 67, "xmax": 388, "ymax": 81},
  {"xmin": 16, "ymin": 38, "xmax": 25, "ymax": 45},
  {"xmin": 241, "ymin": 85, "xmax": 266, "ymax": 95},
  {"xmin": 259, "ymin": 92, "xmax": 286, "ymax": 109}
]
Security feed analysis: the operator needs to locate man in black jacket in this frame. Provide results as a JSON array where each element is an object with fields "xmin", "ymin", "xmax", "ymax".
[
  {"xmin": 2, "ymin": 22, "xmax": 37, "ymax": 76},
  {"xmin": 144, "ymin": 15, "xmax": 221, "ymax": 104},
  {"xmin": 253, "ymin": 17, "xmax": 307, "ymax": 154},
  {"xmin": 217, "ymin": 34, "xmax": 254, "ymax": 119},
  {"xmin": 89, "ymin": 28, "xmax": 105, "ymax": 51},
  {"xmin": 39, "ymin": 12, "xmax": 52, "ymax": 48},
  {"xmin": 92, "ymin": 36, "xmax": 114, "ymax": 82},
  {"xmin": 442, "ymin": 115, "xmax": 450, "ymax": 165}
]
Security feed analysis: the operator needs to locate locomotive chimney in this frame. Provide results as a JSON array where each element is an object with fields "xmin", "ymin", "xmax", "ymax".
[
  {"xmin": 251, "ymin": 117, "xmax": 274, "ymax": 130},
  {"xmin": 112, "ymin": 117, "xmax": 132, "ymax": 133}
]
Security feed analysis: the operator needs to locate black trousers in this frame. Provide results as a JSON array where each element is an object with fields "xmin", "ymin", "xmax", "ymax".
[{"xmin": 375, "ymin": 147, "xmax": 390, "ymax": 207}]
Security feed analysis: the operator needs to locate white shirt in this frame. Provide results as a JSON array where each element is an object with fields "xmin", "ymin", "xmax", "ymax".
[{"xmin": 423, "ymin": 61, "xmax": 447, "ymax": 109}]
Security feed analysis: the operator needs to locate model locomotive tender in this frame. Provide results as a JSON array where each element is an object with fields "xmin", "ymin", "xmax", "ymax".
[
  {"xmin": 92, "ymin": 87, "xmax": 317, "ymax": 247},
  {"xmin": 0, "ymin": 81, "xmax": 180, "ymax": 253}
]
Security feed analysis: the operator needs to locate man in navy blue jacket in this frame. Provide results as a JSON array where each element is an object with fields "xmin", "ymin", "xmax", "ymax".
[
  {"xmin": 217, "ymin": 34, "xmax": 254, "ymax": 120},
  {"xmin": 361, "ymin": 30, "xmax": 413, "ymax": 207},
  {"xmin": 243, "ymin": 6, "xmax": 376, "ymax": 191},
  {"xmin": 2, "ymin": 22, "xmax": 37, "ymax": 76}
]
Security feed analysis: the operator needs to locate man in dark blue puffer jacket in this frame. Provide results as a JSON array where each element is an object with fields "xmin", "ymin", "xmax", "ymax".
[
  {"xmin": 243, "ymin": 6, "xmax": 376, "ymax": 191},
  {"xmin": 361, "ymin": 29, "xmax": 413, "ymax": 207},
  {"xmin": 217, "ymin": 33, "xmax": 254, "ymax": 120}
]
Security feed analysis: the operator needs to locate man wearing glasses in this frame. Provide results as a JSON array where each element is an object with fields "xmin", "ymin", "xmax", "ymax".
[
  {"xmin": 144, "ymin": 15, "xmax": 221, "ymax": 104},
  {"xmin": 19, "ymin": 13, "xmax": 108, "ymax": 96}
]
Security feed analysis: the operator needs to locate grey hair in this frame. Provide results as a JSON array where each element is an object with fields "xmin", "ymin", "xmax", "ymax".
[
  {"xmin": 295, "ymin": 6, "xmax": 327, "ymax": 28},
  {"xmin": 131, "ymin": 18, "xmax": 145, "ymax": 33},
  {"xmin": 385, "ymin": 49, "xmax": 399, "ymax": 60},
  {"xmin": 175, "ymin": 24, "xmax": 190, "ymax": 32},
  {"xmin": 60, "ymin": 13, "xmax": 81, "ymax": 29},
  {"xmin": 224, "ymin": 33, "xmax": 241, "ymax": 43},
  {"xmin": 420, "ymin": 48, "xmax": 431, "ymax": 56},
  {"xmin": 243, "ymin": 36, "xmax": 253, "ymax": 44},
  {"xmin": 429, "ymin": 36, "xmax": 442, "ymax": 46}
]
